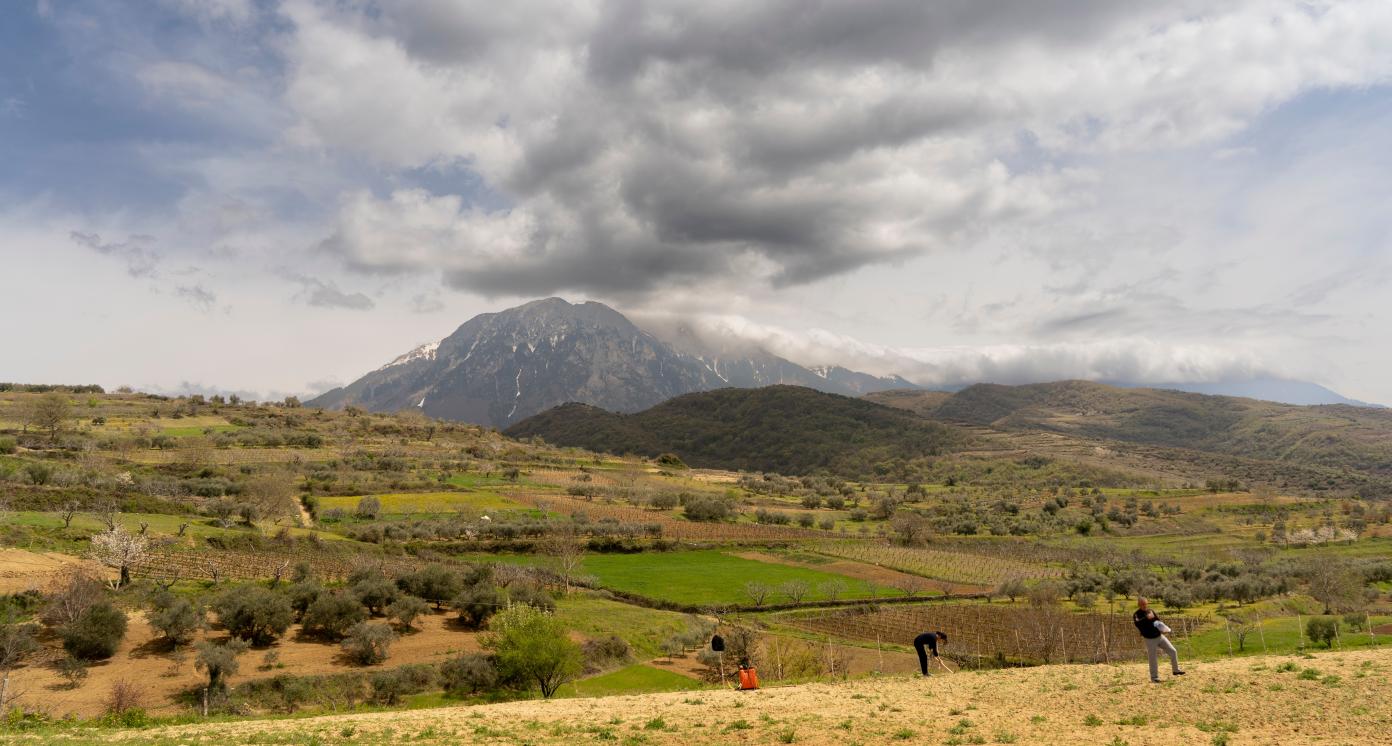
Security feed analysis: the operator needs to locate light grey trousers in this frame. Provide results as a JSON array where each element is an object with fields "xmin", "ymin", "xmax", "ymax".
[{"xmin": 1145, "ymin": 635, "xmax": 1180, "ymax": 679}]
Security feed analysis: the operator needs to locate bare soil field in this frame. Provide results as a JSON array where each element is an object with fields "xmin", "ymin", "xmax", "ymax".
[
  {"xmin": 0, "ymin": 549, "xmax": 112, "ymax": 594},
  {"xmin": 49, "ymin": 647, "xmax": 1389, "ymax": 745}
]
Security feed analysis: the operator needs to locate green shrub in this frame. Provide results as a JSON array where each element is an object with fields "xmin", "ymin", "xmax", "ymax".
[
  {"xmin": 370, "ymin": 664, "xmax": 436, "ymax": 705},
  {"xmin": 341, "ymin": 622, "xmax": 396, "ymax": 666},
  {"xmin": 396, "ymin": 565, "xmax": 462, "ymax": 609},
  {"xmin": 355, "ymin": 496, "xmax": 382, "ymax": 519},
  {"xmin": 195, "ymin": 638, "xmax": 251, "ymax": 694},
  {"xmin": 148, "ymin": 595, "xmax": 204, "ymax": 647},
  {"xmin": 453, "ymin": 584, "xmax": 501, "ymax": 629},
  {"xmin": 504, "ymin": 584, "xmax": 554, "ymax": 613},
  {"xmin": 211, "ymin": 586, "xmax": 293, "ymax": 646},
  {"xmin": 302, "ymin": 592, "xmax": 367, "ymax": 640},
  {"xmin": 655, "ymin": 453, "xmax": 687, "ymax": 469},
  {"xmin": 683, "ymin": 496, "xmax": 731, "ymax": 522},
  {"xmin": 0, "ymin": 437, "xmax": 15, "ymax": 454},
  {"xmin": 352, "ymin": 578, "xmax": 399, "ymax": 616},
  {"xmin": 287, "ymin": 580, "xmax": 324, "ymax": 621},
  {"xmin": 439, "ymin": 652, "xmax": 498, "ymax": 695},
  {"xmin": 1306, "ymin": 617, "xmax": 1338, "ymax": 648},
  {"xmin": 387, "ymin": 596, "xmax": 429, "ymax": 630},
  {"xmin": 485, "ymin": 604, "xmax": 582, "ymax": 698},
  {"xmin": 62, "ymin": 602, "xmax": 127, "ymax": 660}
]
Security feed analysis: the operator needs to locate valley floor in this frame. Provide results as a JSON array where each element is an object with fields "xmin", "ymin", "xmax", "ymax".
[{"xmin": 9, "ymin": 647, "xmax": 1391, "ymax": 745}]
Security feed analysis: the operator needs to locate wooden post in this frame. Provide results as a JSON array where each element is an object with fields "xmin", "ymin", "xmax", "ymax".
[
  {"xmin": 202, "ymin": 686, "xmax": 209, "ymax": 717},
  {"xmin": 1258, "ymin": 620, "xmax": 1268, "ymax": 653},
  {"xmin": 1224, "ymin": 620, "xmax": 1233, "ymax": 656},
  {"xmin": 876, "ymin": 631, "xmax": 883, "ymax": 675}
]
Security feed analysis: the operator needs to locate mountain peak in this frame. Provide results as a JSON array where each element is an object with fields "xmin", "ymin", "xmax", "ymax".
[{"xmin": 309, "ymin": 297, "xmax": 926, "ymax": 427}]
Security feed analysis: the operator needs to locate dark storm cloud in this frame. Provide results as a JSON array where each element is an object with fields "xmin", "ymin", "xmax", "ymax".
[{"xmin": 312, "ymin": 0, "xmax": 1178, "ymax": 296}]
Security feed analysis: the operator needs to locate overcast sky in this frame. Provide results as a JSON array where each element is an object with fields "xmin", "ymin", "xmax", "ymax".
[{"xmin": 3, "ymin": 0, "xmax": 1391, "ymax": 403}]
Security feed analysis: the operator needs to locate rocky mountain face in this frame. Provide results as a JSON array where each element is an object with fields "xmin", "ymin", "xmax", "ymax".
[{"xmin": 309, "ymin": 298, "xmax": 921, "ymax": 427}]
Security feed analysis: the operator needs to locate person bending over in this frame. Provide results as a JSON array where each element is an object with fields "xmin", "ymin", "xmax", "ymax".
[{"xmin": 913, "ymin": 631, "xmax": 948, "ymax": 676}]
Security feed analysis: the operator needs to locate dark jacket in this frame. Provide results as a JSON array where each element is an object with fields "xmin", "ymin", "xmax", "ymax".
[
  {"xmin": 1133, "ymin": 609, "xmax": 1162, "ymax": 639},
  {"xmin": 913, "ymin": 632, "xmax": 941, "ymax": 655}
]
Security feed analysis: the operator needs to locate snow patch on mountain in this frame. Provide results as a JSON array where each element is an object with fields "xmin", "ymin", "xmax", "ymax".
[{"xmin": 379, "ymin": 341, "xmax": 440, "ymax": 371}]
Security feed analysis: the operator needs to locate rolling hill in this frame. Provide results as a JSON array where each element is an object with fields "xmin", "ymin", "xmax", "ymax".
[
  {"xmin": 505, "ymin": 385, "xmax": 964, "ymax": 477},
  {"xmin": 868, "ymin": 380, "xmax": 1392, "ymax": 491}
]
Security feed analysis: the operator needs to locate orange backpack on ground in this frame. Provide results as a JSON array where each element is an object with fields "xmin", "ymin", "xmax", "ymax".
[{"xmin": 737, "ymin": 666, "xmax": 759, "ymax": 690}]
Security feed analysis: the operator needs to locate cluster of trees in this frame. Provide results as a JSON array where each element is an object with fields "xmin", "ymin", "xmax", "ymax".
[
  {"xmin": 0, "ymin": 556, "xmax": 576, "ymax": 715},
  {"xmin": 335, "ymin": 514, "xmax": 661, "ymax": 547},
  {"xmin": 1038, "ymin": 556, "xmax": 1389, "ymax": 615},
  {"xmin": 881, "ymin": 490, "xmax": 1184, "ymax": 541}
]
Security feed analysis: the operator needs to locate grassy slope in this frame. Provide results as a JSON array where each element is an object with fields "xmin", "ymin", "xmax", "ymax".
[
  {"xmin": 490, "ymin": 550, "xmax": 893, "ymax": 606},
  {"xmin": 881, "ymin": 380, "xmax": 1392, "ymax": 488},
  {"xmin": 61, "ymin": 647, "xmax": 1392, "ymax": 745}
]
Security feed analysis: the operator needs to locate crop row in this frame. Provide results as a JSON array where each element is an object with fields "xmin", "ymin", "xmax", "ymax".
[
  {"xmin": 135, "ymin": 546, "xmax": 431, "ymax": 583},
  {"xmin": 779, "ymin": 603, "xmax": 1207, "ymax": 665},
  {"xmin": 813, "ymin": 540, "xmax": 1061, "ymax": 587}
]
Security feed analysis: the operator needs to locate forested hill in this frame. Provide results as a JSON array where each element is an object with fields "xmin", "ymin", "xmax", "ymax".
[
  {"xmin": 505, "ymin": 385, "xmax": 966, "ymax": 478},
  {"xmin": 868, "ymin": 380, "xmax": 1392, "ymax": 481}
]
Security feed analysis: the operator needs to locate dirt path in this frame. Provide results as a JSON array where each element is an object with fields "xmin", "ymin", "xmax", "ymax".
[
  {"xmin": 71, "ymin": 647, "xmax": 1392, "ymax": 745},
  {"xmin": 0, "ymin": 549, "xmax": 112, "ymax": 594}
]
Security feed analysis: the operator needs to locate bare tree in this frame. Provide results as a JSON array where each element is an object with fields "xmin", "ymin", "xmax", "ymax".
[
  {"xmin": 781, "ymin": 580, "xmax": 811, "ymax": 604},
  {"xmin": 270, "ymin": 559, "xmax": 292, "ymax": 589},
  {"xmin": 818, "ymin": 579, "xmax": 847, "ymax": 603},
  {"xmin": 1308, "ymin": 562, "xmax": 1364, "ymax": 615},
  {"xmin": 30, "ymin": 392, "xmax": 71, "ymax": 441},
  {"xmin": 542, "ymin": 530, "xmax": 587, "ymax": 595},
  {"xmin": 60, "ymin": 501, "xmax": 80, "ymax": 530},
  {"xmin": 743, "ymin": 581, "xmax": 771, "ymax": 607},
  {"xmin": 90, "ymin": 525, "xmax": 149, "ymax": 589},
  {"xmin": 0, "ymin": 620, "xmax": 39, "ymax": 711},
  {"xmin": 894, "ymin": 576, "xmax": 925, "ymax": 598},
  {"xmin": 92, "ymin": 500, "xmax": 119, "ymax": 532},
  {"xmin": 242, "ymin": 474, "xmax": 298, "ymax": 524}
]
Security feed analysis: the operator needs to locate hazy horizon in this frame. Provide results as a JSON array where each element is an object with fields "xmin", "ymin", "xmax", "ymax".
[{"xmin": 3, "ymin": 1, "xmax": 1391, "ymax": 403}]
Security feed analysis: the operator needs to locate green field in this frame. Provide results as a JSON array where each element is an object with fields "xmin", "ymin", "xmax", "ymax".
[
  {"xmin": 1183, "ymin": 614, "xmax": 1392, "ymax": 658},
  {"xmin": 6, "ymin": 511, "xmax": 348, "ymax": 543},
  {"xmin": 561, "ymin": 664, "xmax": 703, "ymax": 698},
  {"xmin": 317, "ymin": 491, "xmax": 523, "ymax": 514},
  {"xmin": 554, "ymin": 595, "xmax": 705, "ymax": 659},
  {"xmin": 576, "ymin": 550, "xmax": 892, "ymax": 606},
  {"xmin": 159, "ymin": 424, "xmax": 242, "ymax": 437}
]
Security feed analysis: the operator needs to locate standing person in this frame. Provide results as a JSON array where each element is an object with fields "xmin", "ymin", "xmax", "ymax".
[
  {"xmin": 913, "ymin": 631, "xmax": 948, "ymax": 676},
  {"xmin": 1133, "ymin": 597, "xmax": 1185, "ymax": 683}
]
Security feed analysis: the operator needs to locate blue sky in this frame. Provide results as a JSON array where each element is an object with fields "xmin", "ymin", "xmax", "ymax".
[{"xmin": 2, "ymin": 0, "xmax": 1391, "ymax": 404}]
